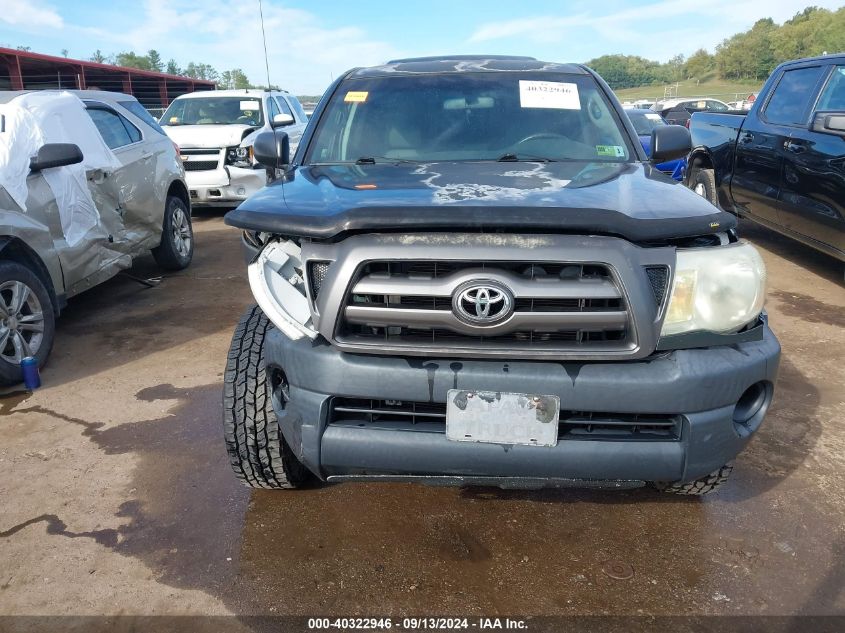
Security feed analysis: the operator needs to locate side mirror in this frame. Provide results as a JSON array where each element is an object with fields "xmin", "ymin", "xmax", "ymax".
[
  {"xmin": 811, "ymin": 112, "xmax": 845, "ymax": 137},
  {"xmin": 271, "ymin": 113, "xmax": 295, "ymax": 128},
  {"xmin": 650, "ymin": 125, "xmax": 691, "ymax": 162},
  {"xmin": 30, "ymin": 143, "xmax": 83, "ymax": 172},
  {"xmin": 253, "ymin": 130, "xmax": 290, "ymax": 170}
]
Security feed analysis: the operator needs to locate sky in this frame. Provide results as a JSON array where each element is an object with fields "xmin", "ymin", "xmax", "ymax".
[{"xmin": 1, "ymin": 0, "xmax": 842, "ymax": 95}]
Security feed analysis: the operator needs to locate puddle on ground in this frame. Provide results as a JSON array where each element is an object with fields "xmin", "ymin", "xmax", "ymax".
[{"xmin": 771, "ymin": 290, "xmax": 845, "ymax": 327}]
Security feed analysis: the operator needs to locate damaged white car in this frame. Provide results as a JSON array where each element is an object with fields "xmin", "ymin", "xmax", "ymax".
[
  {"xmin": 160, "ymin": 89, "xmax": 308, "ymax": 207},
  {"xmin": 0, "ymin": 90, "xmax": 193, "ymax": 385}
]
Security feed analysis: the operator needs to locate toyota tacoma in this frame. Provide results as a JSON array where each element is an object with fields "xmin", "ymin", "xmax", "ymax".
[{"xmin": 222, "ymin": 55, "xmax": 780, "ymax": 495}]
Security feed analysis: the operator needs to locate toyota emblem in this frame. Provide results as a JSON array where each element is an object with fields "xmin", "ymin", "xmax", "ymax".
[{"xmin": 453, "ymin": 281, "xmax": 514, "ymax": 325}]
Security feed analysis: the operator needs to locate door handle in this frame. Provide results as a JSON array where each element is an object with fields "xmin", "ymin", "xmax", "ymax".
[
  {"xmin": 739, "ymin": 132, "xmax": 754, "ymax": 144},
  {"xmin": 783, "ymin": 141, "xmax": 807, "ymax": 154}
]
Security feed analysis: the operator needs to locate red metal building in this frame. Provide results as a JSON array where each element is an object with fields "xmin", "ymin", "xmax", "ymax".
[{"xmin": 0, "ymin": 47, "xmax": 216, "ymax": 111}]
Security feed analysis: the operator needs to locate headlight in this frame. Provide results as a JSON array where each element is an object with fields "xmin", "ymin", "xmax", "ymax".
[
  {"xmin": 225, "ymin": 145, "xmax": 253, "ymax": 168},
  {"xmin": 248, "ymin": 240, "xmax": 318, "ymax": 341},
  {"xmin": 661, "ymin": 241, "xmax": 766, "ymax": 337}
]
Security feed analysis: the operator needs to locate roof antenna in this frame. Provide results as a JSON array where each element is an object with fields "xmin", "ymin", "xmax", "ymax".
[{"xmin": 258, "ymin": 0, "xmax": 272, "ymax": 90}]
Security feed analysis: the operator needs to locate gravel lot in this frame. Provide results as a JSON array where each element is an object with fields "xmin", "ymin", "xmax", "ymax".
[{"xmin": 0, "ymin": 210, "xmax": 843, "ymax": 625}]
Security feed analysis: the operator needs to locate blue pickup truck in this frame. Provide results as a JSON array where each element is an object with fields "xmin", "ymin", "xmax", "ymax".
[{"xmin": 687, "ymin": 54, "xmax": 845, "ymax": 262}]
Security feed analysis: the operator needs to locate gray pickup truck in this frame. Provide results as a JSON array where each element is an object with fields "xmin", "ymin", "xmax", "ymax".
[{"xmin": 222, "ymin": 55, "xmax": 780, "ymax": 495}]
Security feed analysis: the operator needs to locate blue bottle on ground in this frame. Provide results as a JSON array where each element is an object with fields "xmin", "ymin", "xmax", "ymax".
[{"xmin": 21, "ymin": 356, "xmax": 40, "ymax": 390}]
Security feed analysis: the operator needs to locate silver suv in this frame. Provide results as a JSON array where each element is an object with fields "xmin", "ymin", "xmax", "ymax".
[
  {"xmin": 160, "ymin": 89, "xmax": 308, "ymax": 206},
  {"xmin": 0, "ymin": 90, "xmax": 193, "ymax": 385}
]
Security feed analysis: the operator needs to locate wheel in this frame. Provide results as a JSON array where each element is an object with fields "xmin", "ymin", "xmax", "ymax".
[
  {"xmin": 151, "ymin": 195, "xmax": 193, "ymax": 271},
  {"xmin": 0, "ymin": 261, "xmax": 56, "ymax": 386},
  {"xmin": 222, "ymin": 305, "xmax": 313, "ymax": 489},
  {"xmin": 655, "ymin": 463, "xmax": 733, "ymax": 496},
  {"xmin": 689, "ymin": 168, "xmax": 718, "ymax": 207}
]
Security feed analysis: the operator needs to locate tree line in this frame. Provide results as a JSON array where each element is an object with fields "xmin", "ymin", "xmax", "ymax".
[
  {"xmin": 84, "ymin": 48, "xmax": 258, "ymax": 90},
  {"xmin": 586, "ymin": 5, "xmax": 845, "ymax": 89}
]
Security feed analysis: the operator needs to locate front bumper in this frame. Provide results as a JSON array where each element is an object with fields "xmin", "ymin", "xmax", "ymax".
[
  {"xmin": 186, "ymin": 167, "xmax": 266, "ymax": 206},
  {"xmin": 265, "ymin": 326, "xmax": 780, "ymax": 487}
]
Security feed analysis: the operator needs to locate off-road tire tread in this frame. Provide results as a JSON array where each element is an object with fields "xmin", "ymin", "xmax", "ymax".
[
  {"xmin": 691, "ymin": 168, "xmax": 719, "ymax": 207},
  {"xmin": 222, "ymin": 305, "xmax": 310, "ymax": 489},
  {"xmin": 658, "ymin": 463, "xmax": 734, "ymax": 495}
]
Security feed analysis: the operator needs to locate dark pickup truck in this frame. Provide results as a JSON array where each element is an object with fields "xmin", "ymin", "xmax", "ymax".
[
  {"xmin": 687, "ymin": 54, "xmax": 845, "ymax": 262},
  {"xmin": 222, "ymin": 55, "xmax": 779, "ymax": 496}
]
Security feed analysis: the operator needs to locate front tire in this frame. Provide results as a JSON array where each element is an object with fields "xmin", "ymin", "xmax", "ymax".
[
  {"xmin": 0, "ymin": 261, "xmax": 56, "ymax": 386},
  {"xmin": 222, "ymin": 305, "xmax": 313, "ymax": 489},
  {"xmin": 655, "ymin": 463, "xmax": 733, "ymax": 495},
  {"xmin": 152, "ymin": 195, "xmax": 193, "ymax": 271},
  {"xmin": 689, "ymin": 168, "xmax": 719, "ymax": 207}
]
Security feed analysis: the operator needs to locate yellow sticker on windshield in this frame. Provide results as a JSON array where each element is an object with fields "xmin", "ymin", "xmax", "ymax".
[{"xmin": 344, "ymin": 91, "xmax": 369, "ymax": 103}]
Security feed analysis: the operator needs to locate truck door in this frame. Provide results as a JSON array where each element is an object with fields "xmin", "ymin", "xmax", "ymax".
[
  {"xmin": 778, "ymin": 64, "xmax": 845, "ymax": 257},
  {"xmin": 731, "ymin": 65, "xmax": 826, "ymax": 228}
]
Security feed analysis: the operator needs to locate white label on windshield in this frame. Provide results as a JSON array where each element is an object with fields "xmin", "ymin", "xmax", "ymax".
[
  {"xmin": 240, "ymin": 100, "xmax": 260, "ymax": 110},
  {"xmin": 519, "ymin": 81, "xmax": 580, "ymax": 109},
  {"xmin": 645, "ymin": 113, "xmax": 662, "ymax": 121}
]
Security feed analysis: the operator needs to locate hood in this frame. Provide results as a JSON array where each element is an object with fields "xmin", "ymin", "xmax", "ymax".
[
  {"xmin": 163, "ymin": 124, "xmax": 257, "ymax": 148},
  {"xmin": 225, "ymin": 160, "xmax": 735, "ymax": 242}
]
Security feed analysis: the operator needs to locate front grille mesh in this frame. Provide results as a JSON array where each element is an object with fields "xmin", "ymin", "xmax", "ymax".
[
  {"xmin": 184, "ymin": 160, "xmax": 219, "ymax": 171},
  {"xmin": 329, "ymin": 398, "xmax": 680, "ymax": 441},
  {"xmin": 645, "ymin": 266, "xmax": 669, "ymax": 306},
  {"xmin": 308, "ymin": 261, "xmax": 331, "ymax": 299}
]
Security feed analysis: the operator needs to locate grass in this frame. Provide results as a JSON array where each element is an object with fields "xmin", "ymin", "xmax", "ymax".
[{"xmin": 614, "ymin": 78, "xmax": 764, "ymax": 103}]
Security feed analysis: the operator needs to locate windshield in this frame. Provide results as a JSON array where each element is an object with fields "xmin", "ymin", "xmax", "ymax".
[
  {"xmin": 161, "ymin": 97, "xmax": 264, "ymax": 126},
  {"xmin": 627, "ymin": 111, "xmax": 666, "ymax": 136},
  {"xmin": 306, "ymin": 73, "xmax": 634, "ymax": 164}
]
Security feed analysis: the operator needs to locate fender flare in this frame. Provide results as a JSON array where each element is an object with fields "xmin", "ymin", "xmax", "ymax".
[
  {"xmin": 685, "ymin": 148, "xmax": 715, "ymax": 186},
  {"xmin": 0, "ymin": 235, "xmax": 63, "ymax": 314}
]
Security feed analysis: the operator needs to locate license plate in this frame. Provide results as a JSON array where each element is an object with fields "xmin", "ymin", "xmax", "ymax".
[{"xmin": 446, "ymin": 390, "xmax": 560, "ymax": 447}]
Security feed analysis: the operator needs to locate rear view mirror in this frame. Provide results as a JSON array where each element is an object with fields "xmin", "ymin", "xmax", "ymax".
[
  {"xmin": 811, "ymin": 113, "xmax": 845, "ymax": 136},
  {"xmin": 650, "ymin": 125, "xmax": 691, "ymax": 162},
  {"xmin": 271, "ymin": 113, "xmax": 295, "ymax": 128},
  {"xmin": 30, "ymin": 143, "xmax": 83, "ymax": 172},
  {"xmin": 253, "ymin": 131, "xmax": 290, "ymax": 170}
]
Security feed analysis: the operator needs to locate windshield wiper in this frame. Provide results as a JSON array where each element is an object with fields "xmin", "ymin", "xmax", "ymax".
[
  {"xmin": 497, "ymin": 153, "xmax": 555, "ymax": 162},
  {"xmin": 354, "ymin": 156, "xmax": 420, "ymax": 165}
]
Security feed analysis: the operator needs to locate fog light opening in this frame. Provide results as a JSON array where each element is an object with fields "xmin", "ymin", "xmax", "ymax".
[
  {"xmin": 733, "ymin": 381, "xmax": 772, "ymax": 437},
  {"xmin": 268, "ymin": 367, "xmax": 290, "ymax": 418}
]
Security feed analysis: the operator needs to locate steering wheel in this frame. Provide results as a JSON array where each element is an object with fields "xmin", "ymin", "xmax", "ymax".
[{"xmin": 513, "ymin": 132, "xmax": 569, "ymax": 147}]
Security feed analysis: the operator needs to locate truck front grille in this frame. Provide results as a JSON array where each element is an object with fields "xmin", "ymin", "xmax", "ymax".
[
  {"xmin": 336, "ymin": 261, "xmax": 634, "ymax": 355},
  {"xmin": 180, "ymin": 147, "xmax": 222, "ymax": 172},
  {"xmin": 329, "ymin": 398, "xmax": 681, "ymax": 441}
]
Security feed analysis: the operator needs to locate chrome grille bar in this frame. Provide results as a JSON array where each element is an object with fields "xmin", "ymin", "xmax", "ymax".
[
  {"xmin": 345, "ymin": 306, "xmax": 628, "ymax": 335},
  {"xmin": 353, "ymin": 271, "xmax": 621, "ymax": 300}
]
